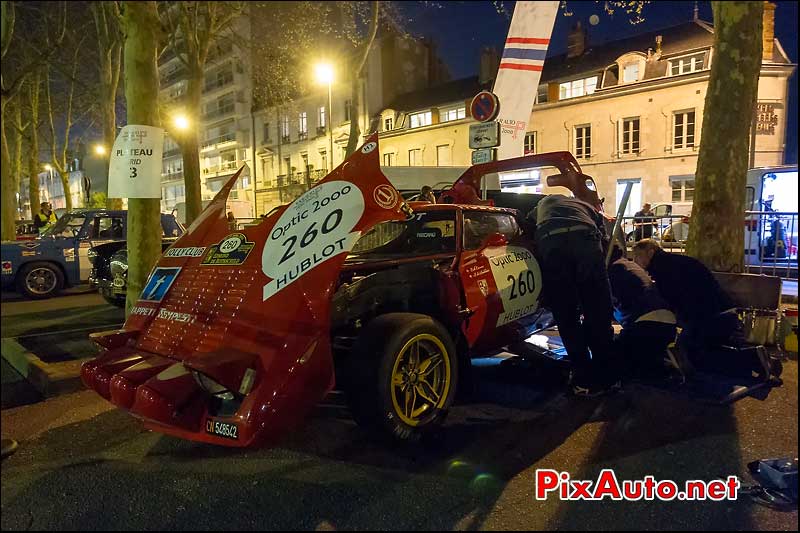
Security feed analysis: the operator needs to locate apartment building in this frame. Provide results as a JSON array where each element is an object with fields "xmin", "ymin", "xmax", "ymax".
[
  {"xmin": 377, "ymin": 8, "xmax": 795, "ymax": 216},
  {"xmin": 158, "ymin": 15, "xmax": 256, "ymax": 218},
  {"xmin": 251, "ymin": 30, "xmax": 449, "ymax": 215}
]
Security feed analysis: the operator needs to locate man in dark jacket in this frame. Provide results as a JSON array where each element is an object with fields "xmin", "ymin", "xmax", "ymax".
[
  {"xmin": 633, "ymin": 203, "xmax": 656, "ymax": 241},
  {"xmin": 632, "ymin": 239, "xmax": 742, "ymax": 365},
  {"xmin": 528, "ymin": 194, "xmax": 619, "ymax": 397},
  {"xmin": 608, "ymin": 246, "xmax": 677, "ymax": 378}
]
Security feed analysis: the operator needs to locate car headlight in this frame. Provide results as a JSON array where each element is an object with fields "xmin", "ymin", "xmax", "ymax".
[{"xmin": 87, "ymin": 248, "xmax": 98, "ymax": 264}]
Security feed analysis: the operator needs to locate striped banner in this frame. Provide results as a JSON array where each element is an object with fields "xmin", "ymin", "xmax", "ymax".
[{"xmin": 493, "ymin": 1, "xmax": 558, "ymax": 160}]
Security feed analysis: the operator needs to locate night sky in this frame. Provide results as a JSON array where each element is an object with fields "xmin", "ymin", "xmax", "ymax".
[{"xmin": 402, "ymin": 0, "xmax": 798, "ymax": 164}]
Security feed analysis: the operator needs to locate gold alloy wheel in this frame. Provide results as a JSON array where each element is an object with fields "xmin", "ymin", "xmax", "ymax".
[{"xmin": 390, "ymin": 333, "xmax": 452, "ymax": 426}]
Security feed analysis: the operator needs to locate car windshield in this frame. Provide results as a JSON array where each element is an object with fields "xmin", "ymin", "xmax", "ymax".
[
  {"xmin": 348, "ymin": 211, "xmax": 457, "ymax": 261},
  {"xmin": 41, "ymin": 213, "xmax": 86, "ymax": 238}
]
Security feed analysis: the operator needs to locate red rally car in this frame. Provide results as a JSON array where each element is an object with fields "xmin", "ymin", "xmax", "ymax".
[{"xmin": 81, "ymin": 134, "xmax": 605, "ymax": 447}]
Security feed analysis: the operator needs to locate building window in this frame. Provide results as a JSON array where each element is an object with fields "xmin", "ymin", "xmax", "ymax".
[
  {"xmin": 280, "ymin": 116, "xmax": 290, "ymax": 141},
  {"xmin": 622, "ymin": 63, "xmax": 639, "ymax": 83},
  {"xmin": 384, "ymin": 117, "xmax": 393, "ymax": 131},
  {"xmin": 439, "ymin": 107, "xmax": 466, "ymax": 123},
  {"xmin": 673, "ymin": 110, "xmax": 696, "ymax": 149},
  {"xmin": 298, "ymin": 111, "xmax": 307, "ymax": 139},
  {"xmin": 318, "ymin": 106, "xmax": 326, "ymax": 128},
  {"xmin": 409, "ymin": 148, "xmax": 422, "ymax": 166},
  {"xmin": 620, "ymin": 117, "xmax": 640, "ymax": 155},
  {"xmin": 262, "ymin": 122, "xmax": 271, "ymax": 144},
  {"xmin": 574, "ymin": 125, "xmax": 591, "ymax": 159},
  {"xmin": 409, "ymin": 111, "xmax": 432, "ymax": 129},
  {"xmin": 670, "ymin": 176, "xmax": 695, "ymax": 202},
  {"xmin": 319, "ymin": 150, "xmax": 327, "ymax": 172},
  {"xmin": 559, "ymin": 76, "xmax": 598, "ymax": 100},
  {"xmin": 524, "ymin": 132, "xmax": 537, "ymax": 155},
  {"xmin": 536, "ymin": 85, "xmax": 548, "ymax": 104},
  {"xmin": 344, "ymin": 99, "xmax": 352, "ymax": 121},
  {"xmin": 669, "ymin": 52, "xmax": 706, "ymax": 76},
  {"xmin": 436, "ymin": 145, "xmax": 451, "ymax": 166},
  {"xmin": 382, "ymin": 152, "xmax": 396, "ymax": 166}
]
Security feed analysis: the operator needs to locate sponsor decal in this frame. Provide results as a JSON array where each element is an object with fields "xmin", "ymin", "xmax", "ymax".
[
  {"xmin": 20, "ymin": 242, "xmax": 39, "ymax": 250},
  {"xmin": 63, "ymin": 249, "xmax": 75, "ymax": 262},
  {"xmin": 373, "ymin": 184, "xmax": 398, "ymax": 210},
  {"xmin": 157, "ymin": 308, "xmax": 194, "ymax": 323},
  {"xmin": 200, "ymin": 233, "xmax": 254, "ymax": 265},
  {"xmin": 262, "ymin": 181, "xmax": 364, "ymax": 300},
  {"xmin": 486, "ymin": 245, "xmax": 542, "ymax": 326},
  {"xmin": 140, "ymin": 267, "xmax": 181, "ymax": 302},
  {"xmin": 21, "ymin": 251, "xmax": 37, "ymax": 257},
  {"xmin": 206, "ymin": 419, "xmax": 239, "ymax": 440},
  {"xmin": 466, "ymin": 264, "xmax": 490, "ymax": 279},
  {"xmin": 2, "ymin": 260, "xmax": 11, "ymax": 274},
  {"xmin": 131, "ymin": 306, "xmax": 156, "ymax": 317},
  {"xmin": 361, "ymin": 141, "xmax": 377, "ymax": 154},
  {"xmin": 478, "ymin": 278, "xmax": 490, "ymax": 297},
  {"xmin": 164, "ymin": 246, "xmax": 206, "ymax": 258}
]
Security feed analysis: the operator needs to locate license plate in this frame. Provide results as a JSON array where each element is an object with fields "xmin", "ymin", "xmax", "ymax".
[
  {"xmin": 113, "ymin": 277, "xmax": 125, "ymax": 288},
  {"xmin": 205, "ymin": 419, "xmax": 239, "ymax": 440}
]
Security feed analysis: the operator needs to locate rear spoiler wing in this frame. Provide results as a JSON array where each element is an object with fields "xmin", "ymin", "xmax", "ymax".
[{"xmin": 439, "ymin": 151, "xmax": 603, "ymax": 213}]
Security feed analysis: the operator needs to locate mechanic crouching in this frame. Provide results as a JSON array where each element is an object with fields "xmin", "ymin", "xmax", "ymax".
[
  {"xmin": 528, "ymin": 195, "xmax": 620, "ymax": 397},
  {"xmin": 632, "ymin": 239, "xmax": 743, "ymax": 370},
  {"xmin": 608, "ymin": 246, "xmax": 677, "ymax": 379}
]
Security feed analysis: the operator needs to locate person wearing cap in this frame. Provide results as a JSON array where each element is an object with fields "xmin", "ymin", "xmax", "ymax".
[{"xmin": 528, "ymin": 194, "xmax": 619, "ymax": 397}]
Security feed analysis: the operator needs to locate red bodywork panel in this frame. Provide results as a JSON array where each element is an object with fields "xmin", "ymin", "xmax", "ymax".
[
  {"xmin": 81, "ymin": 138, "xmax": 605, "ymax": 448},
  {"xmin": 82, "ymin": 136, "xmax": 409, "ymax": 447}
]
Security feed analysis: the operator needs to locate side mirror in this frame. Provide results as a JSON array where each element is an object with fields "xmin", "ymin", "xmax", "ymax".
[{"xmin": 480, "ymin": 232, "xmax": 507, "ymax": 251}]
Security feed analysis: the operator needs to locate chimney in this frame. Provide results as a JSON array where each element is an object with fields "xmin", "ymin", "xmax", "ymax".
[
  {"xmin": 567, "ymin": 21, "xmax": 587, "ymax": 58},
  {"xmin": 655, "ymin": 35, "xmax": 663, "ymax": 57},
  {"xmin": 479, "ymin": 46, "xmax": 500, "ymax": 85},
  {"xmin": 762, "ymin": 1, "xmax": 775, "ymax": 61}
]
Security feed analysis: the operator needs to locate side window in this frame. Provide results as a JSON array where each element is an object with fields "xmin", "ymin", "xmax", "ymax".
[
  {"xmin": 463, "ymin": 212, "xmax": 520, "ymax": 250},
  {"xmin": 95, "ymin": 216, "xmax": 125, "ymax": 239}
]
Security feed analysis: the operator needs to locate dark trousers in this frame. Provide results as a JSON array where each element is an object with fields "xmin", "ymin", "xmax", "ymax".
[
  {"xmin": 615, "ymin": 321, "xmax": 677, "ymax": 377},
  {"xmin": 537, "ymin": 231, "xmax": 616, "ymax": 386},
  {"xmin": 678, "ymin": 309, "xmax": 744, "ymax": 367}
]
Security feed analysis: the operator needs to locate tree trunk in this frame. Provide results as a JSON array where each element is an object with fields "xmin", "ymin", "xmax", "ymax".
[
  {"xmin": 59, "ymin": 172, "xmax": 72, "ymax": 210},
  {"xmin": 686, "ymin": 1, "xmax": 764, "ymax": 272},
  {"xmin": 344, "ymin": 0, "xmax": 379, "ymax": 157},
  {"xmin": 103, "ymin": 41, "xmax": 123, "ymax": 210},
  {"xmin": 0, "ymin": 98, "xmax": 14, "ymax": 240},
  {"xmin": 121, "ymin": 1, "xmax": 163, "ymax": 317},
  {"xmin": 180, "ymin": 72, "xmax": 203, "ymax": 225},
  {"xmin": 12, "ymin": 100, "xmax": 23, "ymax": 201},
  {"xmin": 27, "ymin": 71, "xmax": 41, "ymax": 220}
]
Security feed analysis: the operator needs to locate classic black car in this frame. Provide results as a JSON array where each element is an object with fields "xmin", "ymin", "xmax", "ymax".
[{"xmin": 89, "ymin": 240, "xmax": 178, "ymax": 307}]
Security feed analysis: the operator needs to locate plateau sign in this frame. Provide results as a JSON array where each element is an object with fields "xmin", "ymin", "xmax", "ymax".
[
  {"xmin": 469, "ymin": 122, "xmax": 501, "ymax": 149},
  {"xmin": 108, "ymin": 125, "xmax": 165, "ymax": 198}
]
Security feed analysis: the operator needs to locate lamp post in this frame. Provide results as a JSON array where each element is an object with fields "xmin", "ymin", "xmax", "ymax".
[{"xmin": 315, "ymin": 63, "xmax": 334, "ymax": 173}]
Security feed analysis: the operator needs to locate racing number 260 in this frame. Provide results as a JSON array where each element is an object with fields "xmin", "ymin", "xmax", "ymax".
[
  {"xmin": 507, "ymin": 270, "xmax": 535, "ymax": 300},
  {"xmin": 278, "ymin": 209, "xmax": 343, "ymax": 265}
]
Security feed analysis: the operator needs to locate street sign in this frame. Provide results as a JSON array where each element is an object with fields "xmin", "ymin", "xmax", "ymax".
[
  {"xmin": 470, "ymin": 90, "xmax": 500, "ymax": 122},
  {"xmin": 108, "ymin": 125, "xmax": 164, "ymax": 198},
  {"xmin": 471, "ymin": 148, "xmax": 496, "ymax": 165},
  {"xmin": 469, "ymin": 122, "xmax": 500, "ymax": 149}
]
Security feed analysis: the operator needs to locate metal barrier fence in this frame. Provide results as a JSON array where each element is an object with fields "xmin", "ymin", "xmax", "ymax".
[{"xmin": 619, "ymin": 211, "xmax": 798, "ymax": 280}]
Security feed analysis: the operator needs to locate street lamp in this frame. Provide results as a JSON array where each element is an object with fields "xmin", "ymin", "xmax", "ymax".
[
  {"xmin": 314, "ymin": 63, "xmax": 334, "ymax": 173},
  {"xmin": 94, "ymin": 144, "xmax": 106, "ymax": 156},
  {"xmin": 174, "ymin": 114, "xmax": 190, "ymax": 131}
]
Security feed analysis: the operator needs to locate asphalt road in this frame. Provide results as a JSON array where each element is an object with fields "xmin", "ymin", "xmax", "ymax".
[{"xmin": 2, "ymin": 356, "xmax": 797, "ymax": 530}]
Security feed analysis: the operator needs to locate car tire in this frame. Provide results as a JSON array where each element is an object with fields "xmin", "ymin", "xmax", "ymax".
[
  {"xmin": 341, "ymin": 313, "xmax": 458, "ymax": 442},
  {"xmin": 99, "ymin": 288, "xmax": 126, "ymax": 308},
  {"xmin": 15, "ymin": 261, "xmax": 64, "ymax": 299}
]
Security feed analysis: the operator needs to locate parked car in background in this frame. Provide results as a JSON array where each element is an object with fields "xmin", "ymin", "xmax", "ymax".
[
  {"xmin": 90, "ymin": 240, "xmax": 178, "ymax": 307},
  {"xmin": 1, "ymin": 209, "xmax": 183, "ymax": 299},
  {"xmin": 15, "ymin": 220, "xmax": 38, "ymax": 241}
]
